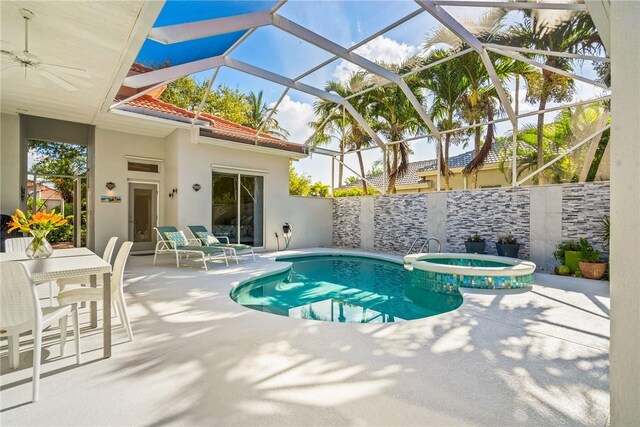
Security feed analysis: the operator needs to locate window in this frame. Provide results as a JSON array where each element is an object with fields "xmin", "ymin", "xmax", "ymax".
[{"xmin": 128, "ymin": 162, "xmax": 159, "ymax": 173}]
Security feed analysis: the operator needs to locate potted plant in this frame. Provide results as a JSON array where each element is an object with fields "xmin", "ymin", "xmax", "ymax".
[
  {"xmin": 465, "ymin": 234, "xmax": 486, "ymax": 254},
  {"xmin": 578, "ymin": 238, "xmax": 606, "ymax": 280},
  {"xmin": 495, "ymin": 235, "xmax": 521, "ymax": 258},
  {"xmin": 554, "ymin": 240, "xmax": 581, "ymax": 273},
  {"xmin": 554, "ymin": 264, "xmax": 572, "ymax": 276}
]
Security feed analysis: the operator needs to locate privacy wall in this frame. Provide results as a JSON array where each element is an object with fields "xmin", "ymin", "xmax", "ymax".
[{"xmin": 332, "ymin": 182, "xmax": 610, "ymax": 271}]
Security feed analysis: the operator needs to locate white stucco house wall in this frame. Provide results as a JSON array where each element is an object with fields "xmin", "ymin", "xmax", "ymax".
[{"xmin": 0, "ymin": 74, "xmax": 333, "ymax": 256}]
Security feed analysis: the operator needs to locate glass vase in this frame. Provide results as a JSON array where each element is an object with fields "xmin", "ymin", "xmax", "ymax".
[{"xmin": 26, "ymin": 230, "xmax": 54, "ymax": 259}]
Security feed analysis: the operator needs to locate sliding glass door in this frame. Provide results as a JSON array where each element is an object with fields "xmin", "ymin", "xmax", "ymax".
[{"xmin": 212, "ymin": 172, "xmax": 264, "ymax": 247}]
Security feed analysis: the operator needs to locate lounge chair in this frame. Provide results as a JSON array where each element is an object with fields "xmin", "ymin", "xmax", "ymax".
[
  {"xmin": 187, "ymin": 225, "xmax": 257, "ymax": 262},
  {"xmin": 153, "ymin": 226, "xmax": 233, "ymax": 270}
]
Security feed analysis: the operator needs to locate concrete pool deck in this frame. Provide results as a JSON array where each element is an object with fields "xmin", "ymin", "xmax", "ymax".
[{"xmin": 0, "ymin": 248, "xmax": 610, "ymax": 426}]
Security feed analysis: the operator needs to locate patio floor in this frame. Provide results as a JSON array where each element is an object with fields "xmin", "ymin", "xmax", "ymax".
[{"xmin": 0, "ymin": 248, "xmax": 610, "ymax": 426}]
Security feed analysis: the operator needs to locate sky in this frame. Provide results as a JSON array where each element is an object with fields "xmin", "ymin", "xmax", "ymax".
[{"xmin": 148, "ymin": 0, "xmax": 609, "ymax": 187}]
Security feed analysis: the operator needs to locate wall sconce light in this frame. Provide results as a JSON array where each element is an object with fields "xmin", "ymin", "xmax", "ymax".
[
  {"xmin": 169, "ymin": 188, "xmax": 178, "ymax": 198},
  {"xmin": 105, "ymin": 182, "xmax": 116, "ymax": 191},
  {"xmin": 192, "ymin": 183, "xmax": 201, "ymax": 192}
]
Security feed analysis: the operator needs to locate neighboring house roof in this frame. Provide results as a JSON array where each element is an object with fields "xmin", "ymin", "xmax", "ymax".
[
  {"xmin": 340, "ymin": 147, "xmax": 502, "ymax": 189},
  {"xmin": 417, "ymin": 148, "xmax": 501, "ymax": 172},
  {"xmin": 118, "ymin": 94, "xmax": 306, "ymax": 154},
  {"xmin": 116, "ymin": 64, "xmax": 306, "ymax": 154},
  {"xmin": 26, "ymin": 180, "xmax": 63, "ymax": 200}
]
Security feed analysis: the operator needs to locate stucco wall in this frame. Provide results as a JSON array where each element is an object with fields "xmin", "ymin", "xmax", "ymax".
[
  {"xmin": 164, "ymin": 130, "xmax": 332, "ymax": 251},
  {"xmin": 333, "ymin": 182, "xmax": 610, "ymax": 271},
  {"xmin": 610, "ymin": 0, "xmax": 640, "ymax": 423},
  {"xmin": 0, "ymin": 113, "xmax": 21, "ymax": 213},
  {"xmin": 93, "ymin": 128, "xmax": 165, "ymax": 255}
]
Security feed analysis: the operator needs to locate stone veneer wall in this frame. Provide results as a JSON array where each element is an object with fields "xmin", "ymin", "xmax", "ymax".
[
  {"xmin": 446, "ymin": 188, "xmax": 531, "ymax": 259},
  {"xmin": 332, "ymin": 182, "xmax": 610, "ymax": 271},
  {"xmin": 332, "ymin": 197, "xmax": 361, "ymax": 248},
  {"xmin": 562, "ymin": 182, "xmax": 610, "ymax": 256},
  {"xmin": 373, "ymin": 194, "xmax": 429, "ymax": 254}
]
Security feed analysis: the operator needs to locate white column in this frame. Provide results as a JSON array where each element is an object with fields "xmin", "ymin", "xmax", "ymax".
[{"xmin": 610, "ymin": 1, "xmax": 640, "ymax": 425}]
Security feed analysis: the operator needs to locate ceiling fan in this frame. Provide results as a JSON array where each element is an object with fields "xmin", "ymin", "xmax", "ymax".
[{"xmin": 1, "ymin": 8, "xmax": 92, "ymax": 91}]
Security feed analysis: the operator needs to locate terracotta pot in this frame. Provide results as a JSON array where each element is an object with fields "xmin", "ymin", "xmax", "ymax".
[{"xmin": 579, "ymin": 261, "xmax": 607, "ymax": 280}]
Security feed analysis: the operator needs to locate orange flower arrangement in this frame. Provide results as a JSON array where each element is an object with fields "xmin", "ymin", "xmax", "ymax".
[
  {"xmin": 8, "ymin": 209, "xmax": 68, "ymax": 233},
  {"xmin": 8, "ymin": 209, "xmax": 68, "ymax": 258}
]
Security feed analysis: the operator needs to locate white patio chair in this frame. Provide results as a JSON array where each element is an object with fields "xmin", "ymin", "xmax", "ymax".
[
  {"xmin": 5, "ymin": 237, "xmax": 55, "ymax": 306},
  {"xmin": 57, "ymin": 241, "xmax": 134, "ymax": 341},
  {"xmin": 56, "ymin": 236, "xmax": 118, "ymax": 292},
  {"xmin": 0, "ymin": 261, "xmax": 81, "ymax": 402}
]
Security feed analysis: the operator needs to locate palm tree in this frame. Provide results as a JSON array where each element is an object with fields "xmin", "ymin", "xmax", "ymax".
[
  {"xmin": 498, "ymin": 104, "xmax": 607, "ymax": 183},
  {"xmin": 365, "ymin": 58, "xmax": 425, "ymax": 193},
  {"xmin": 309, "ymin": 72, "xmax": 373, "ymax": 192},
  {"xmin": 423, "ymin": 11, "xmax": 520, "ymax": 188},
  {"xmin": 503, "ymin": 10, "xmax": 603, "ymax": 183},
  {"xmin": 245, "ymin": 90, "xmax": 290, "ymax": 140},
  {"xmin": 420, "ymin": 50, "xmax": 468, "ymax": 190}
]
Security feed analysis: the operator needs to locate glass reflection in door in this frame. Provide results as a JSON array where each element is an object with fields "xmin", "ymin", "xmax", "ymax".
[
  {"xmin": 212, "ymin": 173, "xmax": 238, "ymax": 243},
  {"xmin": 240, "ymin": 175, "xmax": 263, "ymax": 247},
  {"xmin": 212, "ymin": 172, "xmax": 263, "ymax": 247}
]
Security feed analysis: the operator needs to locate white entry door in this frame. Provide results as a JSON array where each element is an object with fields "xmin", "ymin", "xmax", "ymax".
[{"xmin": 128, "ymin": 183, "xmax": 158, "ymax": 252}]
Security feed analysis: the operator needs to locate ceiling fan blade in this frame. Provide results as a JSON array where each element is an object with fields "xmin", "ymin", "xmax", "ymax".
[
  {"xmin": 40, "ymin": 69, "xmax": 77, "ymax": 91},
  {"xmin": 41, "ymin": 62, "xmax": 91, "ymax": 79},
  {"xmin": 27, "ymin": 69, "xmax": 47, "ymax": 88}
]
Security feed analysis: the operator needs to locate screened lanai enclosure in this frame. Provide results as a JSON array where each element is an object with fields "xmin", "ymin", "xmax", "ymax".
[{"xmin": 113, "ymin": 0, "xmax": 610, "ymax": 194}]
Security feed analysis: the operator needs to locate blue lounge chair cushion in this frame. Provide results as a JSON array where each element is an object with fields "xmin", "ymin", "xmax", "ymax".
[
  {"xmin": 165, "ymin": 231, "xmax": 189, "ymax": 248},
  {"xmin": 196, "ymin": 231, "xmax": 220, "ymax": 246}
]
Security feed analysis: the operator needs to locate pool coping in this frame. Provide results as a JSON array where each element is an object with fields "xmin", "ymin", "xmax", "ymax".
[{"xmin": 404, "ymin": 252, "xmax": 537, "ymax": 277}]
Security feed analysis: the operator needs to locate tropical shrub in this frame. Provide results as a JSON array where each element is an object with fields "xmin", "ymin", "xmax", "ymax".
[
  {"xmin": 333, "ymin": 187, "xmax": 377, "ymax": 197},
  {"xmin": 466, "ymin": 234, "xmax": 485, "ymax": 243}
]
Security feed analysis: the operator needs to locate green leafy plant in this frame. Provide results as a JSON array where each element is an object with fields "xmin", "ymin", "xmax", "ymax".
[
  {"xmin": 333, "ymin": 187, "xmax": 378, "ymax": 197},
  {"xmin": 577, "ymin": 238, "xmax": 600, "ymax": 263},
  {"xmin": 466, "ymin": 234, "xmax": 485, "ymax": 243},
  {"xmin": 558, "ymin": 264, "xmax": 571, "ymax": 275},
  {"xmin": 497, "ymin": 235, "xmax": 517, "ymax": 244},
  {"xmin": 554, "ymin": 240, "xmax": 581, "ymax": 261}
]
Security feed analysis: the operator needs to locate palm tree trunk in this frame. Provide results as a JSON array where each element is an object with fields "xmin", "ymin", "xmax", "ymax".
[
  {"xmin": 472, "ymin": 124, "xmax": 481, "ymax": 188},
  {"xmin": 388, "ymin": 146, "xmax": 398, "ymax": 194},
  {"xmin": 536, "ymin": 96, "xmax": 547, "ymax": 185},
  {"xmin": 444, "ymin": 134, "xmax": 451, "ymax": 190},
  {"xmin": 357, "ymin": 151, "xmax": 368, "ymax": 193},
  {"xmin": 338, "ymin": 141, "xmax": 344, "ymax": 186}
]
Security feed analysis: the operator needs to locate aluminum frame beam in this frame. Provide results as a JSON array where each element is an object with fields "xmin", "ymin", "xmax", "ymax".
[
  {"xmin": 272, "ymin": 14, "xmax": 442, "ymax": 138},
  {"xmin": 193, "ymin": 67, "xmax": 220, "ymax": 124},
  {"xmin": 148, "ymin": 11, "xmax": 273, "ymax": 44},
  {"xmin": 483, "ymin": 43, "xmax": 610, "ymax": 63},
  {"xmin": 224, "ymin": 57, "xmax": 387, "ymax": 149},
  {"xmin": 123, "ymin": 56, "xmax": 225, "ymax": 88},
  {"xmin": 486, "ymin": 46, "xmax": 609, "ymax": 89},
  {"xmin": 433, "ymin": 1, "xmax": 587, "ymax": 11},
  {"xmin": 415, "ymin": 0, "xmax": 518, "ymax": 126}
]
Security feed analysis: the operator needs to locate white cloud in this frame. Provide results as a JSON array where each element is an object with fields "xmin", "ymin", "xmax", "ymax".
[
  {"xmin": 270, "ymin": 95, "xmax": 315, "ymax": 144},
  {"xmin": 332, "ymin": 35, "xmax": 419, "ymax": 83}
]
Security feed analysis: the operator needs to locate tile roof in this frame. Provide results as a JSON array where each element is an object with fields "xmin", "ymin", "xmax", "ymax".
[
  {"xmin": 340, "ymin": 147, "xmax": 502, "ymax": 189},
  {"xmin": 417, "ymin": 147, "xmax": 501, "ymax": 172},
  {"xmin": 117, "ymin": 94, "xmax": 306, "ymax": 154}
]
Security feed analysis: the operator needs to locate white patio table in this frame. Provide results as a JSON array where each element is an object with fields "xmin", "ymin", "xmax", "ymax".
[{"xmin": 0, "ymin": 248, "xmax": 113, "ymax": 358}]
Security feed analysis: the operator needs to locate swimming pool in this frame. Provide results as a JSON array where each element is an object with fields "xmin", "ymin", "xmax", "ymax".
[{"xmin": 230, "ymin": 255, "xmax": 462, "ymax": 323}]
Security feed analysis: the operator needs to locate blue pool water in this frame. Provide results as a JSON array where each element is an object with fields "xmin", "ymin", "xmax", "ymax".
[{"xmin": 230, "ymin": 255, "xmax": 462, "ymax": 323}]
